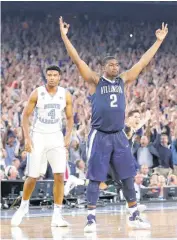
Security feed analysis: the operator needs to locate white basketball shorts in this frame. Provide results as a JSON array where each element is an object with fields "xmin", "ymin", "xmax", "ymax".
[{"xmin": 26, "ymin": 131, "xmax": 66, "ymax": 178}]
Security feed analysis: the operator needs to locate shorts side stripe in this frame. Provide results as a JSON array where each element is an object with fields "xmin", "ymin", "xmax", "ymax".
[{"xmin": 87, "ymin": 129, "xmax": 97, "ymax": 160}]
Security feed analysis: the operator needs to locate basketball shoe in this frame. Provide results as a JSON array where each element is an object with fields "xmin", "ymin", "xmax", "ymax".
[
  {"xmin": 11, "ymin": 202, "xmax": 29, "ymax": 226},
  {"xmin": 84, "ymin": 214, "xmax": 96, "ymax": 232},
  {"xmin": 128, "ymin": 210, "xmax": 151, "ymax": 229},
  {"xmin": 51, "ymin": 213, "xmax": 70, "ymax": 227}
]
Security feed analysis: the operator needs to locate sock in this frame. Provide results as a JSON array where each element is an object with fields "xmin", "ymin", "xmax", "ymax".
[
  {"xmin": 20, "ymin": 199, "xmax": 29, "ymax": 208},
  {"xmin": 128, "ymin": 203, "xmax": 138, "ymax": 214},
  {"xmin": 54, "ymin": 204, "xmax": 62, "ymax": 214},
  {"xmin": 88, "ymin": 209, "xmax": 96, "ymax": 216}
]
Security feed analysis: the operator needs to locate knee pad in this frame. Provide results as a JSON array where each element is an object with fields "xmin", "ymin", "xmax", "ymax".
[
  {"xmin": 86, "ymin": 180, "xmax": 100, "ymax": 206},
  {"xmin": 121, "ymin": 177, "xmax": 136, "ymax": 202}
]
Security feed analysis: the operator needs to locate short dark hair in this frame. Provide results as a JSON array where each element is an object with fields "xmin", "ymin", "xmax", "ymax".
[
  {"xmin": 102, "ymin": 56, "xmax": 117, "ymax": 66},
  {"xmin": 46, "ymin": 65, "xmax": 61, "ymax": 74},
  {"xmin": 161, "ymin": 133, "xmax": 168, "ymax": 138},
  {"xmin": 128, "ymin": 110, "xmax": 140, "ymax": 118},
  {"xmin": 75, "ymin": 159, "xmax": 82, "ymax": 168}
]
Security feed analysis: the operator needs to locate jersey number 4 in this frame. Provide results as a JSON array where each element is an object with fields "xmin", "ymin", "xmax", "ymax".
[
  {"xmin": 110, "ymin": 94, "xmax": 118, "ymax": 107},
  {"xmin": 48, "ymin": 109, "xmax": 55, "ymax": 119}
]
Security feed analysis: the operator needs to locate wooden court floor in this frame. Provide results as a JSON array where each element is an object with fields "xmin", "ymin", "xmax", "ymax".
[{"xmin": 1, "ymin": 210, "xmax": 177, "ymax": 239}]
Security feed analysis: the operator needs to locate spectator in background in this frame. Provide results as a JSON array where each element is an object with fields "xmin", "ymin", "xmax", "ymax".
[
  {"xmin": 140, "ymin": 164, "xmax": 150, "ymax": 187},
  {"xmin": 171, "ymin": 139, "xmax": 177, "ymax": 176},
  {"xmin": 149, "ymin": 174, "xmax": 159, "ymax": 187},
  {"xmin": 167, "ymin": 174, "xmax": 177, "ymax": 186},
  {"xmin": 140, "ymin": 164, "xmax": 150, "ymax": 178},
  {"xmin": 18, "ymin": 150, "xmax": 27, "ymax": 178},
  {"xmin": 134, "ymin": 173, "xmax": 145, "ymax": 201},
  {"xmin": 133, "ymin": 135, "xmax": 160, "ymax": 168},
  {"xmin": 12, "ymin": 158, "xmax": 21, "ymax": 170},
  {"xmin": 5, "ymin": 165, "xmax": 19, "ymax": 180},
  {"xmin": 18, "ymin": 160, "xmax": 27, "ymax": 179},
  {"xmin": 75, "ymin": 159, "xmax": 86, "ymax": 180},
  {"xmin": 153, "ymin": 133, "xmax": 173, "ymax": 177},
  {"xmin": 19, "ymin": 150, "xmax": 27, "ymax": 162},
  {"xmin": 5, "ymin": 132, "xmax": 18, "ymax": 167},
  {"xmin": 157, "ymin": 175, "xmax": 166, "ymax": 198},
  {"xmin": 69, "ymin": 138, "xmax": 81, "ymax": 164},
  {"xmin": 0, "ymin": 169, "xmax": 6, "ymax": 180},
  {"xmin": 0, "ymin": 148, "xmax": 7, "ymax": 169},
  {"xmin": 76, "ymin": 128, "xmax": 87, "ymax": 162}
]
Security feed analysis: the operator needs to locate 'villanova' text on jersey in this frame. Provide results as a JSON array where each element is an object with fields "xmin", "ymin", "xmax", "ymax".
[{"xmin": 89, "ymin": 77, "xmax": 126, "ymax": 133}]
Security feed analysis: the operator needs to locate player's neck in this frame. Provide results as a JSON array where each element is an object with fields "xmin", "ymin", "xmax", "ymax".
[
  {"xmin": 45, "ymin": 84, "xmax": 58, "ymax": 93},
  {"xmin": 103, "ymin": 74, "xmax": 116, "ymax": 81}
]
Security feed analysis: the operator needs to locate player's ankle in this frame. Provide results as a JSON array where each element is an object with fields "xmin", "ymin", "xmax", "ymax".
[
  {"xmin": 20, "ymin": 199, "xmax": 29, "ymax": 208},
  {"xmin": 87, "ymin": 208, "xmax": 96, "ymax": 216},
  {"xmin": 54, "ymin": 204, "xmax": 62, "ymax": 214}
]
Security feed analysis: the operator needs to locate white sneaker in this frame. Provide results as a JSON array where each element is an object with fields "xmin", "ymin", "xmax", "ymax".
[
  {"xmin": 64, "ymin": 175, "xmax": 85, "ymax": 196},
  {"xmin": 11, "ymin": 205, "xmax": 29, "ymax": 227},
  {"xmin": 84, "ymin": 215, "xmax": 96, "ymax": 233},
  {"xmin": 128, "ymin": 210, "xmax": 151, "ymax": 229},
  {"xmin": 51, "ymin": 214, "xmax": 69, "ymax": 227},
  {"xmin": 51, "ymin": 226, "xmax": 69, "ymax": 239}
]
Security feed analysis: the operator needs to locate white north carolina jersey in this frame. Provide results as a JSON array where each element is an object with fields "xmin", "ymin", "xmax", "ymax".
[{"xmin": 32, "ymin": 86, "xmax": 66, "ymax": 133}]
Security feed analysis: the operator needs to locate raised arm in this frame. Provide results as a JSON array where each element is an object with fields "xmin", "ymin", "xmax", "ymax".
[
  {"xmin": 121, "ymin": 23, "xmax": 168, "ymax": 83},
  {"xmin": 59, "ymin": 17, "xmax": 99, "ymax": 84},
  {"xmin": 64, "ymin": 91, "xmax": 74, "ymax": 148},
  {"xmin": 22, "ymin": 90, "xmax": 38, "ymax": 152}
]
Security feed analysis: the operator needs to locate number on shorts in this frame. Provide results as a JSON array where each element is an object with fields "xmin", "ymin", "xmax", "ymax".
[
  {"xmin": 110, "ymin": 94, "xmax": 118, "ymax": 107},
  {"xmin": 48, "ymin": 109, "xmax": 55, "ymax": 119}
]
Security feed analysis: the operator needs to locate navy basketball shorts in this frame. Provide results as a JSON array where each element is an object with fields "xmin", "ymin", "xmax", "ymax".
[{"xmin": 86, "ymin": 129, "xmax": 136, "ymax": 182}]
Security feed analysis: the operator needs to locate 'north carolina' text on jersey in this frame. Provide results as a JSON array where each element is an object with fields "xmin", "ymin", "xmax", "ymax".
[
  {"xmin": 89, "ymin": 77, "xmax": 125, "ymax": 133},
  {"xmin": 32, "ymin": 86, "xmax": 66, "ymax": 133}
]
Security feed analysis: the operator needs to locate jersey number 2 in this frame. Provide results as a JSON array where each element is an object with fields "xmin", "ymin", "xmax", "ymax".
[
  {"xmin": 48, "ymin": 109, "xmax": 55, "ymax": 119},
  {"xmin": 110, "ymin": 94, "xmax": 118, "ymax": 107}
]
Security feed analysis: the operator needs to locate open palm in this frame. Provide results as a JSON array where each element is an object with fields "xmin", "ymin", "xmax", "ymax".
[{"xmin": 156, "ymin": 22, "xmax": 168, "ymax": 41}]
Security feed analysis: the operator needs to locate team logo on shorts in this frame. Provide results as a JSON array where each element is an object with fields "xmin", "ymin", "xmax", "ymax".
[{"xmin": 41, "ymin": 92, "xmax": 45, "ymax": 96}]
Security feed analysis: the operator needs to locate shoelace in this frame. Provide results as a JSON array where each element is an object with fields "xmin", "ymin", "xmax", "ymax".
[
  {"xmin": 87, "ymin": 219, "xmax": 95, "ymax": 226},
  {"xmin": 135, "ymin": 216, "xmax": 144, "ymax": 222}
]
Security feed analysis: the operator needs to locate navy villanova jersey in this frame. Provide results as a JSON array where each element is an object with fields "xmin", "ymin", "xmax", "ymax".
[{"xmin": 89, "ymin": 76, "xmax": 125, "ymax": 133}]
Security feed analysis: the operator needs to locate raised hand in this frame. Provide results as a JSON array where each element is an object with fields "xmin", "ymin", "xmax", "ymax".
[
  {"xmin": 145, "ymin": 109, "xmax": 151, "ymax": 121},
  {"xmin": 156, "ymin": 22, "xmax": 168, "ymax": 42},
  {"xmin": 59, "ymin": 16, "xmax": 70, "ymax": 36}
]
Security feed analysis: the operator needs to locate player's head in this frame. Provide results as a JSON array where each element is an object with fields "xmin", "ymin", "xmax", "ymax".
[
  {"xmin": 102, "ymin": 56, "xmax": 119, "ymax": 79},
  {"xmin": 46, "ymin": 65, "xmax": 61, "ymax": 87},
  {"xmin": 128, "ymin": 110, "xmax": 140, "ymax": 128}
]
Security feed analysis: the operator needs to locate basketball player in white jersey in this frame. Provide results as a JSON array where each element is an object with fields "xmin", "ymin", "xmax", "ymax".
[{"xmin": 11, "ymin": 66, "xmax": 73, "ymax": 227}]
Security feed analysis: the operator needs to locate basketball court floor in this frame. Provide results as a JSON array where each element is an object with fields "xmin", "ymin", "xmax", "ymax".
[{"xmin": 1, "ymin": 202, "xmax": 177, "ymax": 239}]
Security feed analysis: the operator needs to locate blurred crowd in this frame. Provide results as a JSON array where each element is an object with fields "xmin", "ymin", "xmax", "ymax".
[{"xmin": 1, "ymin": 15, "xmax": 177, "ymax": 198}]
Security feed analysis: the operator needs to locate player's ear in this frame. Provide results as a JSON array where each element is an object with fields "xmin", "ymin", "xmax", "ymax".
[{"xmin": 102, "ymin": 64, "xmax": 106, "ymax": 73}]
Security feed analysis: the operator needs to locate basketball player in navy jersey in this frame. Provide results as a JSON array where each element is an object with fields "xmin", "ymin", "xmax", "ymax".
[{"xmin": 60, "ymin": 17, "xmax": 168, "ymax": 231}]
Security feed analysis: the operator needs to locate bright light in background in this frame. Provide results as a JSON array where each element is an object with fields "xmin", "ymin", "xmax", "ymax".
[{"xmin": 130, "ymin": 34, "xmax": 133, "ymax": 38}]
